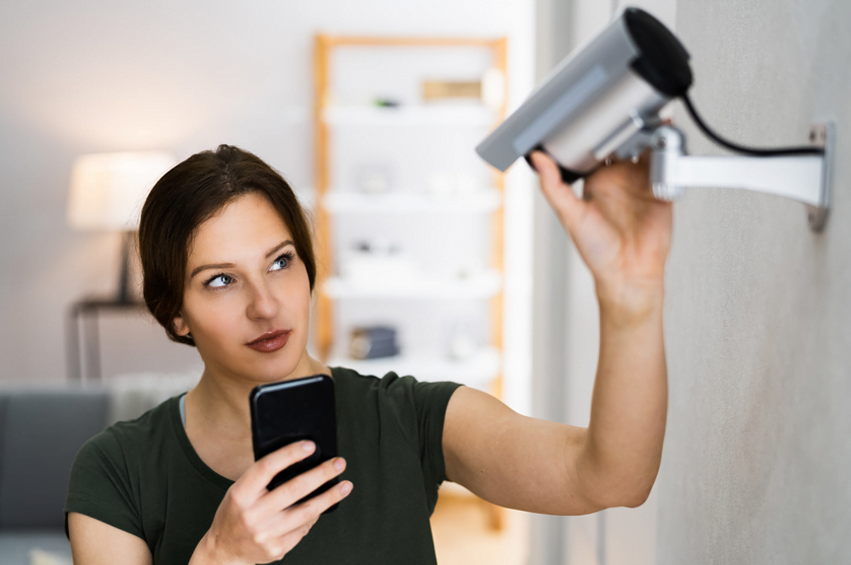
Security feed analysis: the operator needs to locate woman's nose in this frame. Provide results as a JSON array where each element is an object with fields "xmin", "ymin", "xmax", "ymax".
[{"xmin": 246, "ymin": 281, "xmax": 280, "ymax": 320}]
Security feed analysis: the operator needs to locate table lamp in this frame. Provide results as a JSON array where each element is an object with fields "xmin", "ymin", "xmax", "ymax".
[{"xmin": 67, "ymin": 151, "xmax": 176, "ymax": 303}]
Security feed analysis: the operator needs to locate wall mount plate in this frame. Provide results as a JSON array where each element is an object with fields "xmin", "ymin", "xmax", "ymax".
[{"xmin": 807, "ymin": 122, "xmax": 834, "ymax": 232}]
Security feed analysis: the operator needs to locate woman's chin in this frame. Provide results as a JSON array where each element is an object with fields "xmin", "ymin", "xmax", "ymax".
[
  {"xmin": 249, "ymin": 366, "xmax": 299, "ymax": 384},
  {"xmin": 247, "ymin": 357, "xmax": 308, "ymax": 383},
  {"xmin": 205, "ymin": 348, "xmax": 310, "ymax": 385}
]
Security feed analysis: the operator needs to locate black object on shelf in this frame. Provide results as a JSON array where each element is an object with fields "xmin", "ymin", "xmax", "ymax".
[
  {"xmin": 373, "ymin": 98, "xmax": 401, "ymax": 108},
  {"xmin": 349, "ymin": 326, "xmax": 400, "ymax": 360}
]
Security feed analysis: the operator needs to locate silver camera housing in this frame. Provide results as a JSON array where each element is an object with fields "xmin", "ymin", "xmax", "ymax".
[{"xmin": 476, "ymin": 7, "xmax": 692, "ymax": 183}]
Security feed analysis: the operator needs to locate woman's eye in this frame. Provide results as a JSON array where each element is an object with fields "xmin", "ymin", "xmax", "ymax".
[
  {"xmin": 207, "ymin": 274, "xmax": 233, "ymax": 288},
  {"xmin": 270, "ymin": 253, "xmax": 293, "ymax": 272}
]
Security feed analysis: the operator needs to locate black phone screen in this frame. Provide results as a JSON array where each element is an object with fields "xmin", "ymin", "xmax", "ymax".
[{"xmin": 249, "ymin": 374, "xmax": 339, "ymax": 509}]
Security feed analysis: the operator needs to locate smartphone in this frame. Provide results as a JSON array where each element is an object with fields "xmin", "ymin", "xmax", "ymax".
[{"xmin": 249, "ymin": 374, "xmax": 340, "ymax": 512}]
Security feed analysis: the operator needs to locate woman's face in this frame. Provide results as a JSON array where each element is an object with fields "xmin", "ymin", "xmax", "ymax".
[{"xmin": 173, "ymin": 192, "xmax": 314, "ymax": 385}]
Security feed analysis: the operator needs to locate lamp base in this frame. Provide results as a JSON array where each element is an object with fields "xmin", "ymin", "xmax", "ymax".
[{"xmin": 117, "ymin": 230, "xmax": 136, "ymax": 304}]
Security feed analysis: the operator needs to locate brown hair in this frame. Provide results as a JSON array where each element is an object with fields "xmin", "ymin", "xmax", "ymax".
[{"xmin": 138, "ymin": 144, "xmax": 316, "ymax": 346}]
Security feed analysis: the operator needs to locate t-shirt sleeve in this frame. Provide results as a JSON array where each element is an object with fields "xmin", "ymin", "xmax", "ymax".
[
  {"xmin": 64, "ymin": 429, "xmax": 144, "ymax": 541},
  {"xmin": 410, "ymin": 379, "xmax": 463, "ymax": 488},
  {"xmin": 383, "ymin": 374, "xmax": 463, "ymax": 495}
]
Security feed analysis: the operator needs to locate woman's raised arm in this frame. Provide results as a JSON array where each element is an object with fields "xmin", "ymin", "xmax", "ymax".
[{"xmin": 442, "ymin": 150, "xmax": 670, "ymax": 514}]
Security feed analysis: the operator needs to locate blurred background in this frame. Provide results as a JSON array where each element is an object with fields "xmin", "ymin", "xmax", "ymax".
[
  {"xmin": 0, "ymin": 0, "xmax": 659, "ymax": 562},
  {"xmin": 3, "ymin": 0, "xmax": 851, "ymax": 564},
  {"xmin": 0, "ymin": 0, "xmax": 532, "ymax": 394}
]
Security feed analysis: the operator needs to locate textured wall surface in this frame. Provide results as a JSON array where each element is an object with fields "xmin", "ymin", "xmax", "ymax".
[{"xmin": 657, "ymin": 0, "xmax": 851, "ymax": 562}]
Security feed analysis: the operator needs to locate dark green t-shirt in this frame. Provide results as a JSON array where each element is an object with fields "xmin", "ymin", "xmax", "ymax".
[{"xmin": 64, "ymin": 367, "xmax": 462, "ymax": 564}]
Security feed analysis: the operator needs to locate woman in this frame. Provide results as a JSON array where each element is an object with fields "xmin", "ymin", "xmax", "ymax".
[{"xmin": 65, "ymin": 144, "xmax": 670, "ymax": 564}]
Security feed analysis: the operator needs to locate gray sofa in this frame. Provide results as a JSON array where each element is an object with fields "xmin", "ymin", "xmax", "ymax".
[
  {"xmin": 0, "ymin": 389, "xmax": 109, "ymax": 564},
  {"xmin": 0, "ymin": 373, "xmax": 199, "ymax": 564}
]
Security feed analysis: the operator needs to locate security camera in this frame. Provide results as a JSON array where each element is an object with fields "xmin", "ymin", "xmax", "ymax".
[
  {"xmin": 476, "ymin": 7, "xmax": 692, "ymax": 184},
  {"xmin": 476, "ymin": 7, "xmax": 832, "ymax": 231}
]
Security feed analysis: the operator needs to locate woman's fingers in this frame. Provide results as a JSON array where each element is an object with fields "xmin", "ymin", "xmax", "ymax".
[
  {"xmin": 530, "ymin": 150, "xmax": 671, "ymax": 282},
  {"xmin": 240, "ymin": 475, "xmax": 353, "ymax": 560},
  {"xmin": 258, "ymin": 455, "xmax": 349, "ymax": 515},
  {"xmin": 206, "ymin": 446, "xmax": 352, "ymax": 563},
  {"xmin": 530, "ymin": 152, "xmax": 585, "ymax": 233},
  {"xmin": 268, "ymin": 479, "xmax": 354, "ymax": 539},
  {"xmin": 237, "ymin": 441, "xmax": 317, "ymax": 499}
]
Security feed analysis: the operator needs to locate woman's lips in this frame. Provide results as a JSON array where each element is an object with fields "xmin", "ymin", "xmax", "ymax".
[{"xmin": 246, "ymin": 330, "xmax": 290, "ymax": 353}]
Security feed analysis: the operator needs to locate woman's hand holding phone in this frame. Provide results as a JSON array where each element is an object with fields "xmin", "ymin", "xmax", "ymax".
[{"xmin": 189, "ymin": 441, "xmax": 352, "ymax": 565}]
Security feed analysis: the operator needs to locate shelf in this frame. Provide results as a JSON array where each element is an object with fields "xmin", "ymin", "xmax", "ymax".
[
  {"xmin": 322, "ymin": 104, "xmax": 497, "ymax": 127},
  {"xmin": 322, "ymin": 189, "xmax": 501, "ymax": 214},
  {"xmin": 328, "ymin": 347, "xmax": 500, "ymax": 389},
  {"xmin": 322, "ymin": 270, "xmax": 501, "ymax": 299}
]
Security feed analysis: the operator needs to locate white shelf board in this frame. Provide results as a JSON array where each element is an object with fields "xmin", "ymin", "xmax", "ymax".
[
  {"xmin": 322, "ymin": 270, "xmax": 501, "ymax": 299},
  {"xmin": 328, "ymin": 347, "xmax": 500, "ymax": 389},
  {"xmin": 322, "ymin": 189, "xmax": 501, "ymax": 214},
  {"xmin": 322, "ymin": 104, "xmax": 496, "ymax": 127}
]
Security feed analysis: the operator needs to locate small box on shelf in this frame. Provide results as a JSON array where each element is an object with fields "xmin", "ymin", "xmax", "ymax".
[{"xmin": 328, "ymin": 347, "xmax": 500, "ymax": 390}]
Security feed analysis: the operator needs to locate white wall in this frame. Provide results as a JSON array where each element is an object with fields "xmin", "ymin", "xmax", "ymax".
[
  {"xmin": 0, "ymin": 0, "xmax": 535, "ymax": 418},
  {"xmin": 535, "ymin": 0, "xmax": 851, "ymax": 563},
  {"xmin": 658, "ymin": 0, "xmax": 851, "ymax": 562}
]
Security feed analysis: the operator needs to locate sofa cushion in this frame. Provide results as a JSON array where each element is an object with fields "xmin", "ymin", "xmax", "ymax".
[{"xmin": 0, "ymin": 391, "xmax": 108, "ymax": 529}]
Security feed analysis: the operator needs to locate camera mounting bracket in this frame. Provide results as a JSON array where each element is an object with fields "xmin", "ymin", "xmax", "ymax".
[{"xmin": 646, "ymin": 123, "xmax": 834, "ymax": 232}]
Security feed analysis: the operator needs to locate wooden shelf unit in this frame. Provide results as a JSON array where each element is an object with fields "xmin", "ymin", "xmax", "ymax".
[{"xmin": 312, "ymin": 34, "xmax": 508, "ymax": 397}]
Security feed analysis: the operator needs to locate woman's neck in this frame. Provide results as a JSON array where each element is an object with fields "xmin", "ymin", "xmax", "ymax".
[{"xmin": 185, "ymin": 353, "xmax": 331, "ymax": 442}]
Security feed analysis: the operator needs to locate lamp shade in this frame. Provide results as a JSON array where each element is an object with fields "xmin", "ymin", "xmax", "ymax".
[{"xmin": 67, "ymin": 151, "xmax": 176, "ymax": 231}]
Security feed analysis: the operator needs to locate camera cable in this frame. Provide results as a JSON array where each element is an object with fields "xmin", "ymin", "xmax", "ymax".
[{"xmin": 681, "ymin": 92, "xmax": 824, "ymax": 157}]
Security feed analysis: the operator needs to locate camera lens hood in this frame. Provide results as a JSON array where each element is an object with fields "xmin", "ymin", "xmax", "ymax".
[{"xmin": 624, "ymin": 8, "xmax": 692, "ymax": 97}]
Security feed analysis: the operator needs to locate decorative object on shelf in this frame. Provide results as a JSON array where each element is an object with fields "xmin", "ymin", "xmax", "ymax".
[
  {"xmin": 340, "ymin": 239, "xmax": 420, "ymax": 284},
  {"xmin": 421, "ymin": 68, "xmax": 505, "ymax": 111},
  {"xmin": 67, "ymin": 151, "xmax": 176, "ymax": 303},
  {"xmin": 447, "ymin": 321, "xmax": 477, "ymax": 361},
  {"xmin": 355, "ymin": 238, "xmax": 398, "ymax": 255},
  {"xmin": 422, "ymin": 80, "xmax": 482, "ymax": 101},
  {"xmin": 353, "ymin": 162, "xmax": 395, "ymax": 194},
  {"xmin": 373, "ymin": 97, "xmax": 401, "ymax": 108},
  {"xmin": 349, "ymin": 326, "xmax": 400, "ymax": 360}
]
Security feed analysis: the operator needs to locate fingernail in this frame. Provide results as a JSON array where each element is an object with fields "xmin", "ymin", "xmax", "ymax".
[
  {"xmin": 341, "ymin": 482, "xmax": 352, "ymax": 495},
  {"xmin": 303, "ymin": 441, "xmax": 315, "ymax": 452},
  {"xmin": 334, "ymin": 457, "xmax": 346, "ymax": 471}
]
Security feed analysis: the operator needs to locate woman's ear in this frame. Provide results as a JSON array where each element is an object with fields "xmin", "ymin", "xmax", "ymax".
[{"xmin": 173, "ymin": 314, "xmax": 191, "ymax": 337}]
